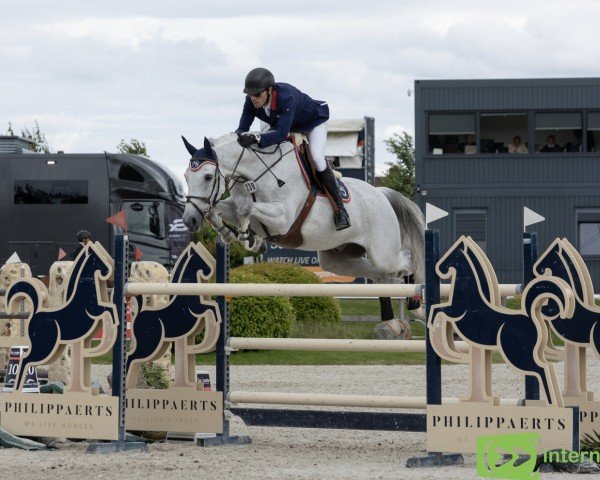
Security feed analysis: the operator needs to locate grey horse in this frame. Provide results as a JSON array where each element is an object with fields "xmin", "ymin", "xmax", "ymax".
[{"xmin": 182, "ymin": 134, "xmax": 425, "ymax": 337}]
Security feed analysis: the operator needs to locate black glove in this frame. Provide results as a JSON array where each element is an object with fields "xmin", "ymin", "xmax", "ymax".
[{"xmin": 237, "ymin": 133, "xmax": 259, "ymax": 148}]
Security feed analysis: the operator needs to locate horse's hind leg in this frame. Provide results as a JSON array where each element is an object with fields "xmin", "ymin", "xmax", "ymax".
[
  {"xmin": 126, "ymin": 318, "xmax": 164, "ymax": 389},
  {"xmin": 379, "ymin": 297, "xmax": 394, "ymax": 321},
  {"xmin": 17, "ymin": 318, "xmax": 59, "ymax": 391},
  {"xmin": 500, "ymin": 323, "xmax": 562, "ymax": 406}
]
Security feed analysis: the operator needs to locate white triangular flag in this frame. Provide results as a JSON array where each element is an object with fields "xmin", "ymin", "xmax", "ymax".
[
  {"xmin": 524, "ymin": 207, "xmax": 545, "ymax": 226},
  {"xmin": 5, "ymin": 252, "xmax": 21, "ymax": 264},
  {"xmin": 426, "ymin": 203, "xmax": 449, "ymax": 228},
  {"xmin": 524, "ymin": 207, "xmax": 545, "ymax": 232}
]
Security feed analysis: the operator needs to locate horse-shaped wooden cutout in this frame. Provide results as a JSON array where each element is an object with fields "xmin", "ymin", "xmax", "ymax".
[
  {"xmin": 126, "ymin": 242, "xmax": 221, "ymax": 389},
  {"xmin": 181, "ymin": 135, "xmax": 425, "ymax": 336},
  {"xmin": 534, "ymin": 237, "xmax": 600, "ymax": 402},
  {"xmin": 5, "ymin": 242, "xmax": 117, "ymax": 392},
  {"xmin": 428, "ymin": 236, "xmax": 575, "ymax": 407}
]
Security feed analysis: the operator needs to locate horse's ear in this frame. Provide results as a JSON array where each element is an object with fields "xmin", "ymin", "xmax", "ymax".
[
  {"xmin": 181, "ymin": 136, "xmax": 197, "ymax": 156},
  {"xmin": 203, "ymin": 137, "xmax": 214, "ymax": 158}
]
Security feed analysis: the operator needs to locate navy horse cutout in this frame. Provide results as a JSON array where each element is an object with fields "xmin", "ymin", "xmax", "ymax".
[
  {"xmin": 535, "ymin": 238, "xmax": 600, "ymax": 400},
  {"xmin": 6, "ymin": 242, "xmax": 117, "ymax": 392},
  {"xmin": 126, "ymin": 242, "xmax": 222, "ymax": 389},
  {"xmin": 428, "ymin": 236, "xmax": 575, "ymax": 407}
]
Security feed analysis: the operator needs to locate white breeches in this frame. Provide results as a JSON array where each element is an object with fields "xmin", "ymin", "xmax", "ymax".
[{"xmin": 307, "ymin": 122, "xmax": 328, "ymax": 172}]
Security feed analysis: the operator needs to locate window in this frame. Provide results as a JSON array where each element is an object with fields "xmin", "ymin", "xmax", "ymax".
[
  {"xmin": 480, "ymin": 113, "xmax": 528, "ymax": 154},
  {"xmin": 535, "ymin": 112, "xmax": 582, "ymax": 153},
  {"xmin": 587, "ymin": 112, "xmax": 600, "ymax": 152},
  {"xmin": 455, "ymin": 210, "xmax": 487, "ymax": 252},
  {"xmin": 124, "ymin": 201, "xmax": 166, "ymax": 238},
  {"xmin": 14, "ymin": 180, "xmax": 88, "ymax": 204},
  {"xmin": 428, "ymin": 113, "xmax": 476, "ymax": 154},
  {"xmin": 118, "ymin": 165, "xmax": 145, "ymax": 182},
  {"xmin": 577, "ymin": 210, "xmax": 600, "ymax": 257}
]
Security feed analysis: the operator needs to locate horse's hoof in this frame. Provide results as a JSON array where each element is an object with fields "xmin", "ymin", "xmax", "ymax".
[
  {"xmin": 258, "ymin": 241, "xmax": 267, "ymax": 255},
  {"xmin": 372, "ymin": 319, "xmax": 412, "ymax": 340},
  {"xmin": 407, "ymin": 306, "xmax": 425, "ymax": 321},
  {"xmin": 220, "ymin": 233, "xmax": 235, "ymax": 245}
]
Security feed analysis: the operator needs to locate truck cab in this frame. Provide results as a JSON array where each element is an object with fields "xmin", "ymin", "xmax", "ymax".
[{"xmin": 0, "ymin": 136, "xmax": 191, "ymax": 275}]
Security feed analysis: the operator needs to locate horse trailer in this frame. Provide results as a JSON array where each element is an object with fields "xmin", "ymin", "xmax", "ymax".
[{"xmin": 0, "ymin": 136, "xmax": 190, "ymax": 276}]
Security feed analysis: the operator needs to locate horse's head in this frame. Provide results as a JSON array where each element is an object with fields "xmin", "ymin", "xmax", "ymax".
[
  {"xmin": 534, "ymin": 239, "xmax": 575, "ymax": 318},
  {"xmin": 534, "ymin": 239, "xmax": 567, "ymax": 280},
  {"xmin": 436, "ymin": 237, "xmax": 470, "ymax": 280},
  {"xmin": 180, "ymin": 245, "xmax": 214, "ymax": 283},
  {"xmin": 182, "ymin": 136, "xmax": 224, "ymax": 232},
  {"xmin": 85, "ymin": 246, "xmax": 112, "ymax": 281}
]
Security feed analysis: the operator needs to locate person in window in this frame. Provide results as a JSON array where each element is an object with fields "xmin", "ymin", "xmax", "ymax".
[
  {"xmin": 235, "ymin": 67, "xmax": 350, "ymax": 231},
  {"xmin": 540, "ymin": 135, "xmax": 563, "ymax": 152},
  {"xmin": 69, "ymin": 230, "xmax": 91, "ymax": 260},
  {"xmin": 565, "ymin": 129, "xmax": 582, "ymax": 152},
  {"xmin": 457, "ymin": 134, "xmax": 477, "ymax": 153},
  {"xmin": 508, "ymin": 135, "xmax": 528, "ymax": 154}
]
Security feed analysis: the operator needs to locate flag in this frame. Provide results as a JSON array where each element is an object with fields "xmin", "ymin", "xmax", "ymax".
[
  {"xmin": 134, "ymin": 246, "xmax": 143, "ymax": 261},
  {"xmin": 106, "ymin": 210, "xmax": 127, "ymax": 232},
  {"xmin": 58, "ymin": 248, "xmax": 67, "ymax": 260}
]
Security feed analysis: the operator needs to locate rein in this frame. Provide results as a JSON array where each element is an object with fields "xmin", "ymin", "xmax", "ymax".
[{"xmin": 185, "ymin": 141, "xmax": 297, "ymax": 237}]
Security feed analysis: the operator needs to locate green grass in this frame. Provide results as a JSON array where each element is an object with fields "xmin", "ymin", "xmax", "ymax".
[{"xmin": 338, "ymin": 298, "xmax": 381, "ymax": 315}]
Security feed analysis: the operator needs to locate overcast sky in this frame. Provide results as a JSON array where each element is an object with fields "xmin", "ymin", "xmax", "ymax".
[{"xmin": 2, "ymin": 0, "xmax": 599, "ymax": 185}]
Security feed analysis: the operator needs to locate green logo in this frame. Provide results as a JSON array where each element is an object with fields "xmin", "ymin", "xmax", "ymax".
[{"xmin": 476, "ymin": 432, "xmax": 540, "ymax": 480}]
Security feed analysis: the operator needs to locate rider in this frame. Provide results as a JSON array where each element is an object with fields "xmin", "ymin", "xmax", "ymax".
[
  {"xmin": 69, "ymin": 229, "xmax": 91, "ymax": 260},
  {"xmin": 235, "ymin": 67, "xmax": 351, "ymax": 231}
]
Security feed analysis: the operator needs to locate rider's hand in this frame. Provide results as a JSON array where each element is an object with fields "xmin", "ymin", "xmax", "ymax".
[{"xmin": 237, "ymin": 133, "xmax": 259, "ymax": 148}]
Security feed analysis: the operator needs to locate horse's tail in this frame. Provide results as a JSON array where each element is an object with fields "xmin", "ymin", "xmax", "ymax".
[
  {"xmin": 6, "ymin": 280, "xmax": 40, "ymax": 313},
  {"xmin": 379, "ymin": 187, "xmax": 425, "ymax": 283}
]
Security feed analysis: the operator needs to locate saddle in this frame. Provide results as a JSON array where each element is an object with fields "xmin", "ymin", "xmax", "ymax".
[{"xmin": 264, "ymin": 134, "xmax": 344, "ymax": 248}]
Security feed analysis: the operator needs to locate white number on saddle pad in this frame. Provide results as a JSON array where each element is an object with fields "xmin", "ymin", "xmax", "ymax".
[
  {"xmin": 244, "ymin": 180, "xmax": 257, "ymax": 194},
  {"xmin": 338, "ymin": 182, "xmax": 348, "ymax": 197}
]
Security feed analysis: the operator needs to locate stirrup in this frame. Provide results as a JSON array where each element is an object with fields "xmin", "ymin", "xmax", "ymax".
[{"xmin": 334, "ymin": 209, "xmax": 351, "ymax": 231}]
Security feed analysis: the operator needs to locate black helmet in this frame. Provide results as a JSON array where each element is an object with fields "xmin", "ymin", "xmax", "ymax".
[
  {"xmin": 243, "ymin": 67, "xmax": 275, "ymax": 95},
  {"xmin": 77, "ymin": 229, "xmax": 91, "ymax": 242}
]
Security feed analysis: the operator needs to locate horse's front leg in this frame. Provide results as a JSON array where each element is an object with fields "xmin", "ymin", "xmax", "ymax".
[
  {"xmin": 246, "ymin": 201, "xmax": 290, "ymax": 235},
  {"xmin": 205, "ymin": 210, "xmax": 236, "ymax": 245},
  {"xmin": 238, "ymin": 201, "xmax": 291, "ymax": 253}
]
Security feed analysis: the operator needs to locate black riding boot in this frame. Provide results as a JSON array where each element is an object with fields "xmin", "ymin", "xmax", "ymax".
[{"xmin": 316, "ymin": 167, "xmax": 351, "ymax": 231}]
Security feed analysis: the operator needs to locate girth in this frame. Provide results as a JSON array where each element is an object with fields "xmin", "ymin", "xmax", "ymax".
[{"xmin": 265, "ymin": 185, "xmax": 318, "ymax": 248}]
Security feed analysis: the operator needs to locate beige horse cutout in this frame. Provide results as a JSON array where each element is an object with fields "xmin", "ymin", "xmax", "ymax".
[
  {"xmin": 428, "ymin": 236, "xmax": 574, "ymax": 407},
  {"xmin": 126, "ymin": 242, "xmax": 221, "ymax": 389},
  {"xmin": 534, "ymin": 237, "xmax": 600, "ymax": 402},
  {"xmin": 5, "ymin": 241, "xmax": 117, "ymax": 392}
]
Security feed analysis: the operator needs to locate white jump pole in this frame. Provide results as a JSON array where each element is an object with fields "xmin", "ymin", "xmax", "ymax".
[
  {"xmin": 228, "ymin": 337, "xmax": 469, "ymax": 353},
  {"xmin": 125, "ymin": 282, "xmax": 521, "ymax": 299},
  {"xmin": 126, "ymin": 282, "xmax": 422, "ymax": 297},
  {"xmin": 228, "ymin": 391, "xmax": 521, "ymax": 409}
]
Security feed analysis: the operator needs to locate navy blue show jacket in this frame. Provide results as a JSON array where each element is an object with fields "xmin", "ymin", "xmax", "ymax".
[{"xmin": 236, "ymin": 82, "xmax": 329, "ymax": 148}]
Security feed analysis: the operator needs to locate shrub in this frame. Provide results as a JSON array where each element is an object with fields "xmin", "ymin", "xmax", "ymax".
[
  {"xmin": 234, "ymin": 263, "xmax": 342, "ymax": 325},
  {"xmin": 229, "ymin": 270, "xmax": 295, "ymax": 338}
]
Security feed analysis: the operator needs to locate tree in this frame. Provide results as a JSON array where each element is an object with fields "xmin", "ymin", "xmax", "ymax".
[
  {"xmin": 117, "ymin": 138, "xmax": 148, "ymax": 156},
  {"xmin": 6, "ymin": 120, "xmax": 51, "ymax": 153},
  {"xmin": 382, "ymin": 131, "xmax": 415, "ymax": 198}
]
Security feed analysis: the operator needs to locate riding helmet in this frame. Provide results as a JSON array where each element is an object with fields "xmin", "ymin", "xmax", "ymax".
[
  {"xmin": 77, "ymin": 229, "xmax": 91, "ymax": 242},
  {"xmin": 243, "ymin": 68, "xmax": 275, "ymax": 95}
]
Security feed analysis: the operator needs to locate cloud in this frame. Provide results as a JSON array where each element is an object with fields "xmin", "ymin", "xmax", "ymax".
[{"xmin": 2, "ymin": 0, "xmax": 600, "ymax": 186}]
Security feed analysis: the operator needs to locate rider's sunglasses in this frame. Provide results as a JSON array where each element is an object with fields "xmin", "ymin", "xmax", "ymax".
[{"xmin": 249, "ymin": 90, "xmax": 266, "ymax": 98}]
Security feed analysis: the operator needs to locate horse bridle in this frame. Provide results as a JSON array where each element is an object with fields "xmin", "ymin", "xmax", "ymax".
[
  {"xmin": 186, "ymin": 143, "xmax": 297, "ymax": 204},
  {"xmin": 185, "ymin": 141, "xmax": 296, "ymax": 219}
]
